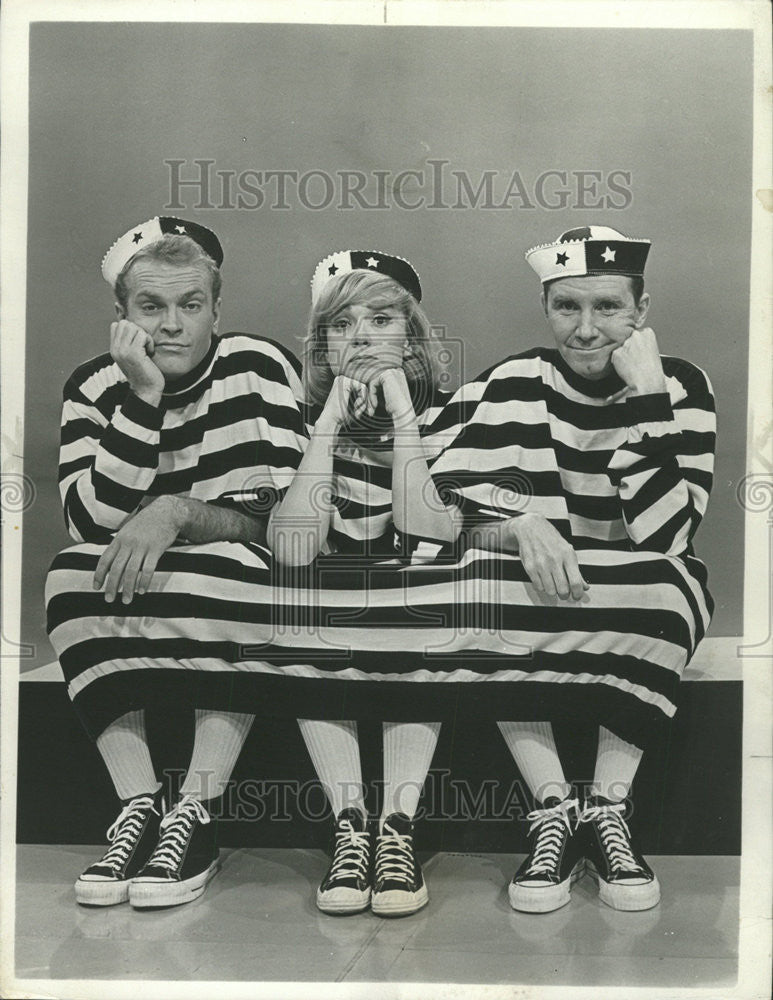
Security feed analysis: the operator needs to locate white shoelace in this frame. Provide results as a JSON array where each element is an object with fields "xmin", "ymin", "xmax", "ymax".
[
  {"xmin": 375, "ymin": 822, "xmax": 415, "ymax": 887},
  {"xmin": 577, "ymin": 801, "xmax": 642, "ymax": 873},
  {"xmin": 99, "ymin": 794, "xmax": 160, "ymax": 871},
  {"xmin": 328, "ymin": 820, "xmax": 370, "ymax": 882},
  {"xmin": 522, "ymin": 798, "xmax": 579, "ymax": 876},
  {"xmin": 146, "ymin": 795, "xmax": 211, "ymax": 871}
]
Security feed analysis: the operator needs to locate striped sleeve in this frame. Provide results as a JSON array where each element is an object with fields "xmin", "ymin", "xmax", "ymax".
[
  {"xmin": 201, "ymin": 336, "xmax": 310, "ymax": 520},
  {"xmin": 421, "ymin": 378, "xmax": 506, "ymax": 531},
  {"xmin": 422, "ymin": 357, "xmax": 568, "ymax": 536},
  {"xmin": 58, "ymin": 365, "xmax": 162, "ymax": 542},
  {"xmin": 607, "ymin": 361, "xmax": 716, "ymax": 555}
]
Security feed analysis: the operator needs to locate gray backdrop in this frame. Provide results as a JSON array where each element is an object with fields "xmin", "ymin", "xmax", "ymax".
[{"xmin": 21, "ymin": 23, "xmax": 752, "ymax": 667}]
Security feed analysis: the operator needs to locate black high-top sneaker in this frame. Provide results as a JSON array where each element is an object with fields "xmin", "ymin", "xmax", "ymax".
[
  {"xmin": 316, "ymin": 807, "xmax": 371, "ymax": 915},
  {"xmin": 508, "ymin": 796, "xmax": 584, "ymax": 913},
  {"xmin": 577, "ymin": 795, "xmax": 661, "ymax": 911},
  {"xmin": 75, "ymin": 788, "xmax": 164, "ymax": 906},
  {"xmin": 129, "ymin": 795, "xmax": 220, "ymax": 908},
  {"xmin": 371, "ymin": 812, "xmax": 428, "ymax": 917}
]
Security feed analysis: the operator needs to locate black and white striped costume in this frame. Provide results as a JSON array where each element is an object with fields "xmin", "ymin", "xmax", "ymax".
[
  {"xmin": 45, "ymin": 332, "xmax": 308, "ymax": 737},
  {"xmin": 46, "ymin": 342, "xmax": 714, "ymax": 751}
]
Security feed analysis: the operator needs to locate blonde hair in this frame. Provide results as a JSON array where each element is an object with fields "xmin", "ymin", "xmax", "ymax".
[{"xmin": 303, "ymin": 270, "xmax": 440, "ymax": 412}]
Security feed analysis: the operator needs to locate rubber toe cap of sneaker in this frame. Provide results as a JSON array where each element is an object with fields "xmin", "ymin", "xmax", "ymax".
[
  {"xmin": 371, "ymin": 886, "xmax": 428, "ymax": 915},
  {"xmin": 317, "ymin": 886, "xmax": 370, "ymax": 912}
]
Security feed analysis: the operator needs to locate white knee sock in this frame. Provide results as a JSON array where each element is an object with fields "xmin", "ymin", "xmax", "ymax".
[
  {"xmin": 497, "ymin": 720, "xmax": 571, "ymax": 804},
  {"xmin": 380, "ymin": 722, "xmax": 441, "ymax": 827},
  {"xmin": 178, "ymin": 709, "xmax": 254, "ymax": 802},
  {"xmin": 95, "ymin": 710, "xmax": 160, "ymax": 801},
  {"xmin": 591, "ymin": 726, "xmax": 643, "ymax": 802},
  {"xmin": 298, "ymin": 719, "xmax": 366, "ymax": 819}
]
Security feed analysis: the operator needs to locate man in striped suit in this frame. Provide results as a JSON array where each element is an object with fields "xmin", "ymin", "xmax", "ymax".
[
  {"xmin": 460, "ymin": 226, "xmax": 715, "ymax": 914},
  {"xmin": 45, "ymin": 217, "xmax": 307, "ymax": 909}
]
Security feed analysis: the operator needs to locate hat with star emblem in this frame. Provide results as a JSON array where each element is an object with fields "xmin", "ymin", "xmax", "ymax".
[
  {"xmin": 311, "ymin": 250, "xmax": 422, "ymax": 305},
  {"xmin": 100, "ymin": 216, "xmax": 224, "ymax": 287},
  {"xmin": 525, "ymin": 226, "xmax": 650, "ymax": 284}
]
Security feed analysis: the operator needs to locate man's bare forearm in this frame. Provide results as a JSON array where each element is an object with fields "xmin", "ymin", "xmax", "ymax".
[
  {"xmin": 466, "ymin": 512, "xmax": 589, "ymax": 600},
  {"xmin": 465, "ymin": 515, "xmax": 521, "ymax": 553},
  {"xmin": 155, "ymin": 495, "xmax": 268, "ymax": 544}
]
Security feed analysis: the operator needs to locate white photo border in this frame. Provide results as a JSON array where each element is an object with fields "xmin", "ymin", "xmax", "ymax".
[{"xmin": 1, "ymin": 2, "xmax": 770, "ymax": 999}]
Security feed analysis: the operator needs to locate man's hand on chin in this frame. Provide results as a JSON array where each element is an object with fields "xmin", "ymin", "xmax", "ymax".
[
  {"xmin": 94, "ymin": 496, "xmax": 183, "ymax": 604},
  {"xmin": 110, "ymin": 319, "xmax": 164, "ymax": 406},
  {"xmin": 610, "ymin": 327, "xmax": 667, "ymax": 397}
]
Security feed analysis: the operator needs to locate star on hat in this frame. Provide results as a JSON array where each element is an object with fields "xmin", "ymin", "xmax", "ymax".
[
  {"xmin": 101, "ymin": 216, "xmax": 224, "ymax": 287},
  {"xmin": 525, "ymin": 226, "xmax": 650, "ymax": 283},
  {"xmin": 310, "ymin": 250, "xmax": 422, "ymax": 304}
]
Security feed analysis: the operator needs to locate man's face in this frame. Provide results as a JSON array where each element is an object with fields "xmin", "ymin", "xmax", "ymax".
[
  {"xmin": 117, "ymin": 261, "xmax": 220, "ymax": 379},
  {"xmin": 542, "ymin": 275, "xmax": 650, "ymax": 380}
]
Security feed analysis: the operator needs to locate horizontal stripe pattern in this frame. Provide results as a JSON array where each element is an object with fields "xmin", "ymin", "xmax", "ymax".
[
  {"xmin": 57, "ymin": 333, "xmax": 308, "ymax": 541},
  {"xmin": 319, "ymin": 391, "xmax": 460, "ymax": 555},
  {"xmin": 429, "ymin": 348, "xmax": 716, "ymax": 556},
  {"xmin": 46, "ymin": 541, "xmax": 708, "ymax": 745},
  {"xmin": 46, "ymin": 343, "xmax": 715, "ymax": 748}
]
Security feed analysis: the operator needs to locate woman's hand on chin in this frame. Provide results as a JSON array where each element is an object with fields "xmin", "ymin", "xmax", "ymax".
[
  {"xmin": 318, "ymin": 374, "xmax": 369, "ymax": 432},
  {"xmin": 368, "ymin": 368, "xmax": 415, "ymax": 425}
]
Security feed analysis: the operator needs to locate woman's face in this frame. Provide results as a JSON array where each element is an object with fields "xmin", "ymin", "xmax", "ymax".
[{"xmin": 324, "ymin": 302, "xmax": 408, "ymax": 382}]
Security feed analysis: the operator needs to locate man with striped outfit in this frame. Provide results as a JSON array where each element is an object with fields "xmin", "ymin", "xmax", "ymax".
[
  {"xmin": 47, "ymin": 222, "xmax": 715, "ymax": 917},
  {"xmin": 462, "ymin": 226, "xmax": 715, "ymax": 913},
  {"xmin": 46, "ymin": 217, "xmax": 307, "ymax": 908}
]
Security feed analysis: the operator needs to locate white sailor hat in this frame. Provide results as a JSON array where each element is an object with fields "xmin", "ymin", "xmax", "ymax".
[
  {"xmin": 101, "ymin": 216, "xmax": 224, "ymax": 287},
  {"xmin": 311, "ymin": 250, "xmax": 422, "ymax": 305},
  {"xmin": 525, "ymin": 226, "xmax": 650, "ymax": 284}
]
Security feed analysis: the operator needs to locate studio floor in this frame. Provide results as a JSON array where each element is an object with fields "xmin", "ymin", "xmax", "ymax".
[{"xmin": 14, "ymin": 846, "xmax": 739, "ymax": 988}]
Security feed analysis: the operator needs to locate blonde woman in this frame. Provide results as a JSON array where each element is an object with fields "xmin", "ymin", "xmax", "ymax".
[{"xmin": 267, "ymin": 251, "xmax": 460, "ymax": 917}]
